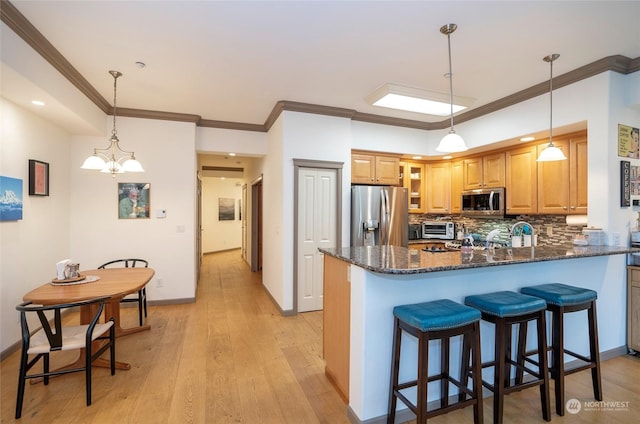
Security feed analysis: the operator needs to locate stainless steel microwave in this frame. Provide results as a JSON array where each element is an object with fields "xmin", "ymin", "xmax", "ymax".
[{"xmin": 461, "ymin": 188, "xmax": 505, "ymax": 217}]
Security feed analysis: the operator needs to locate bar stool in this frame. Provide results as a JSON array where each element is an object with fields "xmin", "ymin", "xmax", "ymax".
[
  {"xmin": 520, "ymin": 283, "xmax": 602, "ymax": 416},
  {"xmin": 388, "ymin": 299, "xmax": 483, "ymax": 424},
  {"xmin": 464, "ymin": 291, "xmax": 551, "ymax": 424}
]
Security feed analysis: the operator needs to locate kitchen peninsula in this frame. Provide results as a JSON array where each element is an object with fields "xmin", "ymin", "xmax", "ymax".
[{"xmin": 320, "ymin": 244, "xmax": 639, "ymax": 423}]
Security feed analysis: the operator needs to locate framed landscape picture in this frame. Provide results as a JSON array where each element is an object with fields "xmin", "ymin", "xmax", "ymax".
[
  {"xmin": 218, "ymin": 197, "xmax": 235, "ymax": 221},
  {"xmin": 0, "ymin": 176, "xmax": 23, "ymax": 221}
]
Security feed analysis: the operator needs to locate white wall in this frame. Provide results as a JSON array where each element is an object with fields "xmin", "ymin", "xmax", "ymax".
[
  {"xmin": 0, "ymin": 99, "xmax": 72, "ymax": 352},
  {"xmin": 69, "ymin": 117, "xmax": 197, "ymax": 303},
  {"xmin": 277, "ymin": 111, "xmax": 353, "ymax": 311},
  {"xmin": 201, "ymin": 177, "xmax": 242, "ymax": 252}
]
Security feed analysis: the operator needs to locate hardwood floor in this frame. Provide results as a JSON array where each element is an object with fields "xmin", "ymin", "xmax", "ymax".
[{"xmin": 2, "ymin": 249, "xmax": 640, "ymax": 423}]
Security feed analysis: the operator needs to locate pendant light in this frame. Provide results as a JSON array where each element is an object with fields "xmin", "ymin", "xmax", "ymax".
[
  {"xmin": 81, "ymin": 70, "xmax": 144, "ymax": 176},
  {"xmin": 436, "ymin": 23, "xmax": 468, "ymax": 153},
  {"xmin": 537, "ymin": 54, "xmax": 567, "ymax": 162}
]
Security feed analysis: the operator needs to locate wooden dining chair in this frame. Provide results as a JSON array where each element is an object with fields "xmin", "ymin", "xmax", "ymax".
[
  {"xmin": 98, "ymin": 258, "xmax": 149, "ymax": 326},
  {"xmin": 15, "ymin": 297, "xmax": 115, "ymax": 419}
]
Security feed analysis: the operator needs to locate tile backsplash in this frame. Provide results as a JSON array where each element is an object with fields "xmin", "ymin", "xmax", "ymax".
[{"xmin": 411, "ymin": 214, "xmax": 585, "ymax": 247}]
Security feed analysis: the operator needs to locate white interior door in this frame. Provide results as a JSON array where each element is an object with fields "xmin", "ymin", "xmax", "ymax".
[{"xmin": 297, "ymin": 167, "xmax": 337, "ymax": 312}]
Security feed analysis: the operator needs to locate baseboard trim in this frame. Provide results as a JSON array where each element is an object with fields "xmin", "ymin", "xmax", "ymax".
[{"xmin": 261, "ymin": 283, "xmax": 296, "ymax": 316}]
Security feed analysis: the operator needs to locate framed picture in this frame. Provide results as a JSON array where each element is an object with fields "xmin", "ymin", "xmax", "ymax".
[
  {"xmin": 618, "ymin": 124, "xmax": 640, "ymax": 159},
  {"xmin": 0, "ymin": 176, "xmax": 23, "ymax": 221},
  {"xmin": 218, "ymin": 197, "xmax": 235, "ymax": 221},
  {"xmin": 118, "ymin": 183, "xmax": 150, "ymax": 219},
  {"xmin": 28, "ymin": 159, "xmax": 49, "ymax": 196}
]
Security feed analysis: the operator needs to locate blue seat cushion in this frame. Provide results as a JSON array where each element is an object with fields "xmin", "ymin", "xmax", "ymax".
[
  {"xmin": 464, "ymin": 291, "xmax": 546, "ymax": 318},
  {"xmin": 393, "ymin": 299, "xmax": 481, "ymax": 332},
  {"xmin": 520, "ymin": 283, "xmax": 597, "ymax": 306}
]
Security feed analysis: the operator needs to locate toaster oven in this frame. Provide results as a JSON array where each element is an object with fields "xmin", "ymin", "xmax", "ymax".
[{"xmin": 422, "ymin": 221, "xmax": 455, "ymax": 240}]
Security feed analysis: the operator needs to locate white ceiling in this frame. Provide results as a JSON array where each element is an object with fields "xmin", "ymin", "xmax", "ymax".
[{"xmin": 4, "ymin": 0, "xmax": 640, "ymax": 131}]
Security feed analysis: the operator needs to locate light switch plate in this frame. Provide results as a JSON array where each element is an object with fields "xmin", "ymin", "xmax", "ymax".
[{"xmin": 156, "ymin": 209, "xmax": 167, "ymax": 218}]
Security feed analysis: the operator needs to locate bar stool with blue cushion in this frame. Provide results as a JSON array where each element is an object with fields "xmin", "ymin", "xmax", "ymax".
[
  {"xmin": 519, "ymin": 283, "xmax": 602, "ymax": 416},
  {"xmin": 388, "ymin": 299, "xmax": 483, "ymax": 424},
  {"xmin": 464, "ymin": 291, "xmax": 551, "ymax": 424}
]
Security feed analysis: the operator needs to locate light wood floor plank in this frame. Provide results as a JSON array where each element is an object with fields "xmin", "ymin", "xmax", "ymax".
[{"xmin": 2, "ymin": 249, "xmax": 639, "ymax": 423}]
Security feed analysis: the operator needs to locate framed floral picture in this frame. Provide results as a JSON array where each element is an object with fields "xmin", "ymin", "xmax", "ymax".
[
  {"xmin": 118, "ymin": 183, "xmax": 150, "ymax": 219},
  {"xmin": 28, "ymin": 159, "xmax": 49, "ymax": 196}
]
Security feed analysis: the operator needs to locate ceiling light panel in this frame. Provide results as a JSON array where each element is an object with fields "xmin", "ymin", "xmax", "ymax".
[{"xmin": 367, "ymin": 83, "xmax": 473, "ymax": 116}]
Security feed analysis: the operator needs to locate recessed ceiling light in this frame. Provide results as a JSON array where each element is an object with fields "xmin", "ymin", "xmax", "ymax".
[
  {"xmin": 367, "ymin": 83, "xmax": 473, "ymax": 116},
  {"xmin": 31, "ymin": 100, "xmax": 45, "ymax": 106},
  {"xmin": 135, "ymin": 61, "xmax": 146, "ymax": 68},
  {"xmin": 229, "ymin": 153, "xmax": 236, "ymax": 156},
  {"xmin": 520, "ymin": 136, "xmax": 536, "ymax": 142}
]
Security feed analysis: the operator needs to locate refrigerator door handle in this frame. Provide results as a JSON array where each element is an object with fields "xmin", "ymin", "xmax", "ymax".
[{"xmin": 380, "ymin": 188, "xmax": 389, "ymax": 245}]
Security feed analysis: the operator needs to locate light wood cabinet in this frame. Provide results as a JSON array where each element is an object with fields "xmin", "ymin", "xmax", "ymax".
[
  {"xmin": 627, "ymin": 266, "xmax": 640, "ymax": 353},
  {"xmin": 450, "ymin": 160, "xmax": 464, "ymax": 213},
  {"xmin": 399, "ymin": 161, "xmax": 425, "ymax": 213},
  {"xmin": 537, "ymin": 139, "xmax": 570, "ymax": 214},
  {"xmin": 323, "ymin": 255, "xmax": 350, "ymax": 401},
  {"xmin": 351, "ymin": 153, "xmax": 399, "ymax": 185},
  {"xmin": 426, "ymin": 162, "xmax": 451, "ymax": 213},
  {"xmin": 570, "ymin": 135, "xmax": 588, "ymax": 214},
  {"xmin": 505, "ymin": 145, "xmax": 538, "ymax": 214},
  {"xmin": 537, "ymin": 133, "xmax": 588, "ymax": 214},
  {"xmin": 463, "ymin": 153, "xmax": 505, "ymax": 190}
]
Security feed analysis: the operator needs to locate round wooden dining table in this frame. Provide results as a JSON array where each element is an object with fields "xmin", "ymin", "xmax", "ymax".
[{"xmin": 23, "ymin": 267, "xmax": 155, "ymax": 371}]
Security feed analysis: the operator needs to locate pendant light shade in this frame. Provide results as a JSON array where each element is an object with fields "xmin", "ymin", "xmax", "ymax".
[
  {"xmin": 81, "ymin": 70, "xmax": 144, "ymax": 176},
  {"xmin": 537, "ymin": 54, "xmax": 567, "ymax": 162},
  {"xmin": 436, "ymin": 23, "xmax": 468, "ymax": 153},
  {"xmin": 437, "ymin": 132, "xmax": 468, "ymax": 153}
]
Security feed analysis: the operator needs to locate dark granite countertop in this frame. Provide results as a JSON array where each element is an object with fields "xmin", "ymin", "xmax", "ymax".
[{"xmin": 319, "ymin": 245, "xmax": 640, "ymax": 275}]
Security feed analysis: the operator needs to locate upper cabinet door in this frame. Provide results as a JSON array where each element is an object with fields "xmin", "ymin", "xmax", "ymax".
[
  {"xmin": 483, "ymin": 152, "xmax": 506, "ymax": 188},
  {"xmin": 506, "ymin": 145, "xmax": 538, "ymax": 214},
  {"xmin": 463, "ymin": 153, "xmax": 505, "ymax": 189},
  {"xmin": 351, "ymin": 154, "xmax": 400, "ymax": 185},
  {"xmin": 450, "ymin": 160, "xmax": 463, "ymax": 213},
  {"xmin": 537, "ymin": 139, "xmax": 570, "ymax": 214},
  {"xmin": 375, "ymin": 155, "xmax": 401, "ymax": 185},
  {"xmin": 426, "ymin": 162, "xmax": 451, "ymax": 213},
  {"xmin": 351, "ymin": 154, "xmax": 376, "ymax": 184},
  {"xmin": 462, "ymin": 157, "xmax": 483, "ymax": 189},
  {"xmin": 569, "ymin": 135, "xmax": 588, "ymax": 214}
]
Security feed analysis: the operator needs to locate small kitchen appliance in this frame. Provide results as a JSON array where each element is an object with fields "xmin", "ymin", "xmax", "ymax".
[{"xmin": 422, "ymin": 221, "xmax": 455, "ymax": 239}]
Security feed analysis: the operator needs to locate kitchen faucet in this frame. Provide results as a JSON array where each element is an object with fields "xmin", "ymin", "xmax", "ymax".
[{"xmin": 510, "ymin": 221, "xmax": 535, "ymax": 257}]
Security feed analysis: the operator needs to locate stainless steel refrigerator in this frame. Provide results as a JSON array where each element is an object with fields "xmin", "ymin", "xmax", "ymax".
[{"xmin": 351, "ymin": 186, "xmax": 408, "ymax": 248}]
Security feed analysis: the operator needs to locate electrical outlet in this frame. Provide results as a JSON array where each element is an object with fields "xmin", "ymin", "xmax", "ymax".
[
  {"xmin": 547, "ymin": 226, "xmax": 553, "ymax": 237},
  {"xmin": 156, "ymin": 278, "xmax": 163, "ymax": 288}
]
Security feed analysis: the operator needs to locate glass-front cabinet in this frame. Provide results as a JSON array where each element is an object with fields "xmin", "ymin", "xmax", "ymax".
[{"xmin": 399, "ymin": 161, "xmax": 425, "ymax": 213}]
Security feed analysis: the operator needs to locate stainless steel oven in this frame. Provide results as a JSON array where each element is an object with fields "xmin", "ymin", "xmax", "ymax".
[{"xmin": 422, "ymin": 221, "xmax": 455, "ymax": 239}]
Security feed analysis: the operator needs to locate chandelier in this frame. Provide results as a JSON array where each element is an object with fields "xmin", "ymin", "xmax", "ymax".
[
  {"xmin": 435, "ymin": 23, "xmax": 468, "ymax": 153},
  {"xmin": 537, "ymin": 54, "xmax": 567, "ymax": 162},
  {"xmin": 81, "ymin": 70, "xmax": 144, "ymax": 176}
]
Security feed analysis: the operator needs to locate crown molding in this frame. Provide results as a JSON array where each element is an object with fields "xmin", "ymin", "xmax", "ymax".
[
  {"xmin": 115, "ymin": 107, "xmax": 201, "ymax": 123},
  {"xmin": 2, "ymin": 0, "xmax": 638, "ymax": 134},
  {"xmin": 1, "ymin": 0, "xmax": 111, "ymax": 113}
]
